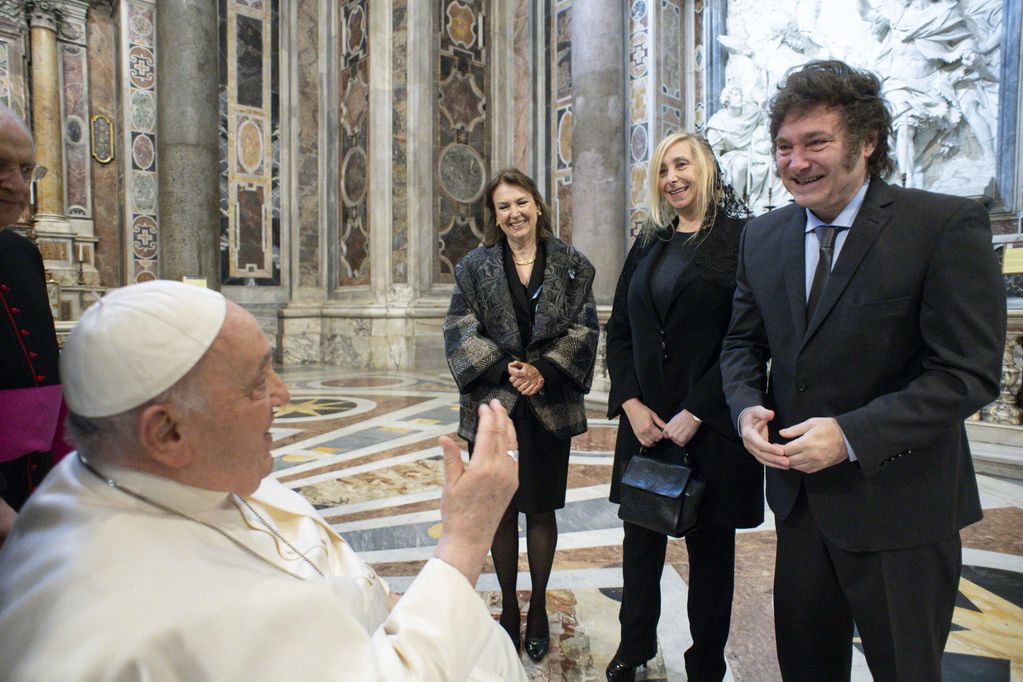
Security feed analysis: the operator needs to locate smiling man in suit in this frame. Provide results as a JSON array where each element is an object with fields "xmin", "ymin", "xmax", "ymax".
[{"xmin": 720, "ymin": 60, "xmax": 1005, "ymax": 680}]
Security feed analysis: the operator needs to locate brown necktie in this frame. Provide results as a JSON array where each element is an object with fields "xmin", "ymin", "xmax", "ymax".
[{"xmin": 806, "ymin": 225, "xmax": 839, "ymax": 323}]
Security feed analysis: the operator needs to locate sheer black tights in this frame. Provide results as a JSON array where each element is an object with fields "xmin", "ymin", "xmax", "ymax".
[{"xmin": 491, "ymin": 505, "xmax": 558, "ymax": 637}]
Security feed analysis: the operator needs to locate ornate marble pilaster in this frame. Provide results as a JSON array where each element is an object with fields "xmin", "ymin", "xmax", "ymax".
[
  {"xmin": 570, "ymin": 0, "xmax": 625, "ymax": 304},
  {"xmin": 28, "ymin": 1, "xmax": 65, "ymax": 221},
  {"xmin": 156, "ymin": 0, "xmax": 219, "ymax": 283},
  {"xmin": 116, "ymin": 0, "xmax": 158, "ymax": 283}
]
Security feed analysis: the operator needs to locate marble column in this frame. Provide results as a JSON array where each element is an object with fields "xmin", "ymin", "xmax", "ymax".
[
  {"xmin": 28, "ymin": 3, "xmax": 64, "ymax": 220},
  {"xmin": 155, "ymin": 0, "xmax": 219, "ymax": 285},
  {"xmin": 570, "ymin": 0, "xmax": 625, "ymax": 304}
]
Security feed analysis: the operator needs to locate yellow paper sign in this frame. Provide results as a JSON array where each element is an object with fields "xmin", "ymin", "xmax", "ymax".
[{"xmin": 1003, "ymin": 245, "xmax": 1023, "ymax": 274}]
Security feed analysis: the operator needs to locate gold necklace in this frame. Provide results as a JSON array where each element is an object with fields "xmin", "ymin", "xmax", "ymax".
[
  {"xmin": 78, "ymin": 453, "xmax": 325, "ymax": 580},
  {"xmin": 513, "ymin": 255, "xmax": 536, "ymax": 266}
]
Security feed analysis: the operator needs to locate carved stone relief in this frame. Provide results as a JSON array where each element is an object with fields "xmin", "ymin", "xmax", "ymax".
[{"xmin": 707, "ymin": 0, "xmax": 1003, "ymax": 214}]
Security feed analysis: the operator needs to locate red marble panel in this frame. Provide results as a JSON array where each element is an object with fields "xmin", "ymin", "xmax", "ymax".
[
  {"xmin": 235, "ymin": 184, "xmax": 268, "ymax": 274},
  {"xmin": 87, "ymin": 9, "xmax": 122, "ymax": 286},
  {"xmin": 61, "ymin": 45, "xmax": 90, "ymax": 216}
]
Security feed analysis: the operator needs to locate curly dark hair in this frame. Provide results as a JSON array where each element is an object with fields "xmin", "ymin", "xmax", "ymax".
[
  {"xmin": 769, "ymin": 60, "xmax": 896, "ymax": 179},
  {"xmin": 481, "ymin": 168, "xmax": 554, "ymax": 245}
]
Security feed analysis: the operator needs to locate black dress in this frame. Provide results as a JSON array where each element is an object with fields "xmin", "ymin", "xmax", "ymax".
[{"xmin": 468, "ymin": 240, "xmax": 572, "ymax": 514}]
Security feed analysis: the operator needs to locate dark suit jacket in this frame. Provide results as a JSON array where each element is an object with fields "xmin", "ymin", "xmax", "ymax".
[
  {"xmin": 606, "ymin": 215, "xmax": 764, "ymax": 529},
  {"xmin": 444, "ymin": 236, "xmax": 599, "ymax": 441},
  {"xmin": 721, "ymin": 178, "xmax": 1005, "ymax": 551}
]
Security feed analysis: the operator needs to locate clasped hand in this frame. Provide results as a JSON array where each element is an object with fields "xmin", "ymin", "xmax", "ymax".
[
  {"xmin": 622, "ymin": 398, "xmax": 665, "ymax": 448},
  {"xmin": 508, "ymin": 360, "xmax": 544, "ymax": 396},
  {"xmin": 738, "ymin": 407, "xmax": 847, "ymax": 473}
]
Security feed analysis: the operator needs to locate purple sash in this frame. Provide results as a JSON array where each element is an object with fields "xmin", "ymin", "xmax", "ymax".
[{"xmin": 0, "ymin": 385, "xmax": 64, "ymax": 462}]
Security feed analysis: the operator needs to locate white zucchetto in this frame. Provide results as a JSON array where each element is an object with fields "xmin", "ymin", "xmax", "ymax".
[{"xmin": 60, "ymin": 280, "xmax": 227, "ymax": 418}]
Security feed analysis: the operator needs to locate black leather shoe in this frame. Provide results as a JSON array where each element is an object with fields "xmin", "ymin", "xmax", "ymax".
[
  {"xmin": 524, "ymin": 634, "xmax": 549, "ymax": 662},
  {"xmin": 524, "ymin": 612, "xmax": 550, "ymax": 662},
  {"xmin": 606, "ymin": 657, "xmax": 647, "ymax": 682}
]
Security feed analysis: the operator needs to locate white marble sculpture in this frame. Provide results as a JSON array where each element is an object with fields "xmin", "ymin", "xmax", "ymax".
[
  {"xmin": 705, "ymin": 85, "xmax": 785, "ymax": 212},
  {"xmin": 708, "ymin": 0, "xmax": 1003, "ymax": 212}
]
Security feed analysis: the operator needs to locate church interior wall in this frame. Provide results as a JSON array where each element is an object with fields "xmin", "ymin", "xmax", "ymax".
[{"xmin": 3, "ymin": 0, "xmax": 1021, "ymax": 421}]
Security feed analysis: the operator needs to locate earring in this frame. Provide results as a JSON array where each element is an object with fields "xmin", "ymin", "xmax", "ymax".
[{"xmin": 537, "ymin": 209, "xmax": 542, "ymax": 216}]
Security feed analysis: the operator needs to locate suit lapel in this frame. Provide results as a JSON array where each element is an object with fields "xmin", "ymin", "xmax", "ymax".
[
  {"xmin": 802, "ymin": 180, "xmax": 894, "ymax": 345},
  {"xmin": 479, "ymin": 241, "xmax": 524, "ymax": 354}
]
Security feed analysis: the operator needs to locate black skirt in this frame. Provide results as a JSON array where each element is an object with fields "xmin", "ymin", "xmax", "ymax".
[{"xmin": 469, "ymin": 400, "xmax": 571, "ymax": 514}]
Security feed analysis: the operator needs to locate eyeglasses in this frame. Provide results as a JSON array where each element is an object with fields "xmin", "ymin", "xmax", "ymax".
[{"xmin": 0, "ymin": 161, "xmax": 47, "ymax": 183}]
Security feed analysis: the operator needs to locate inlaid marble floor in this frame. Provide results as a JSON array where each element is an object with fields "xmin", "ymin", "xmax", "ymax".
[{"xmin": 270, "ymin": 367, "xmax": 1023, "ymax": 681}]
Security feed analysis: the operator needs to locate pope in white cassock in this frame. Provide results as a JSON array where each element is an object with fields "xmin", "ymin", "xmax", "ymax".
[{"xmin": 0, "ymin": 280, "xmax": 527, "ymax": 681}]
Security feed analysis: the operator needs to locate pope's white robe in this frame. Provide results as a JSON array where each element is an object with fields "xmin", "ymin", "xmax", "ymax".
[{"xmin": 0, "ymin": 455, "xmax": 526, "ymax": 681}]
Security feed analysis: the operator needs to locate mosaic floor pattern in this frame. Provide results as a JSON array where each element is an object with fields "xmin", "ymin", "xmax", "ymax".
[{"xmin": 271, "ymin": 367, "xmax": 1023, "ymax": 681}]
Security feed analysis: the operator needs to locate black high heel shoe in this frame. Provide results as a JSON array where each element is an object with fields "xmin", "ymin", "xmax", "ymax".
[
  {"xmin": 523, "ymin": 614, "xmax": 550, "ymax": 662},
  {"xmin": 605, "ymin": 656, "xmax": 648, "ymax": 682}
]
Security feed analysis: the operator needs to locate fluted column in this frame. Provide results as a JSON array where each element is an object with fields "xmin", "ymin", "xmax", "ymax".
[
  {"xmin": 155, "ymin": 0, "xmax": 219, "ymax": 284},
  {"xmin": 28, "ymin": 2, "xmax": 64, "ymax": 220},
  {"xmin": 570, "ymin": 0, "xmax": 626, "ymax": 304}
]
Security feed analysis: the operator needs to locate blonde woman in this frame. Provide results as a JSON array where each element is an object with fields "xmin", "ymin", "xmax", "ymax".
[{"xmin": 604, "ymin": 134, "xmax": 763, "ymax": 681}]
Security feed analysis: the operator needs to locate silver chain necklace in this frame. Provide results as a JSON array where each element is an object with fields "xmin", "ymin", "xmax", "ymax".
[{"xmin": 77, "ymin": 453, "xmax": 325, "ymax": 581}]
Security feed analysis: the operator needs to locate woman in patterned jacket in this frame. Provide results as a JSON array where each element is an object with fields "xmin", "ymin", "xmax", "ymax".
[{"xmin": 443, "ymin": 168, "xmax": 598, "ymax": 663}]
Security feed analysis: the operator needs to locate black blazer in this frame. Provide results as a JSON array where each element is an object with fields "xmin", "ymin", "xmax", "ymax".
[
  {"xmin": 606, "ymin": 214, "xmax": 764, "ymax": 529},
  {"xmin": 721, "ymin": 178, "xmax": 1005, "ymax": 551}
]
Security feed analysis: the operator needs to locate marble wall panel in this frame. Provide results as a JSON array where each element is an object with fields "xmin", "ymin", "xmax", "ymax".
[
  {"xmin": 58, "ymin": 5, "xmax": 91, "ymax": 222},
  {"xmin": 391, "ymin": 0, "xmax": 408, "ymax": 285},
  {"xmin": 296, "ymin": 0, "xmax": 320, "ymax": 289},
  {"xmin": 235, "ymin": 13, "xmax": 264, "ymax": 107},
  {"xmin": 60, "ymin": 43, "xmax": 90, "ymax": 218},
  {"xmin": 120, "ymin": 0, "xmax": 158, "ymax": 283},
  {"xmin": 236, "ymin": 183, "xmax": 267, "ymax": 268},
  {"xmin": 548, "ymin": 0, "xmax": 573, "ymax": 241},
  {"xmin": 339, "ymin": 0, "xmax": 370, "ymax": 287},
  {"xmin": 626, "ymin": 0, "xmax": 653, "ymax": 241},
  {"xmin": 434, "ymin": 0, "xmax": 489, "ymax": 282},
  {"xmin": 220, "ymin": 0, "xmax": 280, "ymax": 285},
  {"xmin": 87, "ymin": 8, "xmax": 121, "ymax": 285}
]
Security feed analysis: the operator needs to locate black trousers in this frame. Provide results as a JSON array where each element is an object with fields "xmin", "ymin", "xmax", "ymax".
[
  {"xmin": 775, "ymin": 488, "xmax": 962, "ymax": 681},
  {"xmin": 617, "ymin": 520, "xmax": 736, "ymax": 681}
]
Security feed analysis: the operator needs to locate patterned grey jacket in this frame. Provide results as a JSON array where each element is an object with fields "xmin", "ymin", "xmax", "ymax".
[{"xmin": 444, "ymin": 237, "xmax": 599, "ymax": 441}]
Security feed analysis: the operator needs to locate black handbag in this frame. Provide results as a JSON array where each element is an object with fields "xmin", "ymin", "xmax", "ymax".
[{"xmin": 617, "ymin": 444, "xmax": 706, "ymax": 538}]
